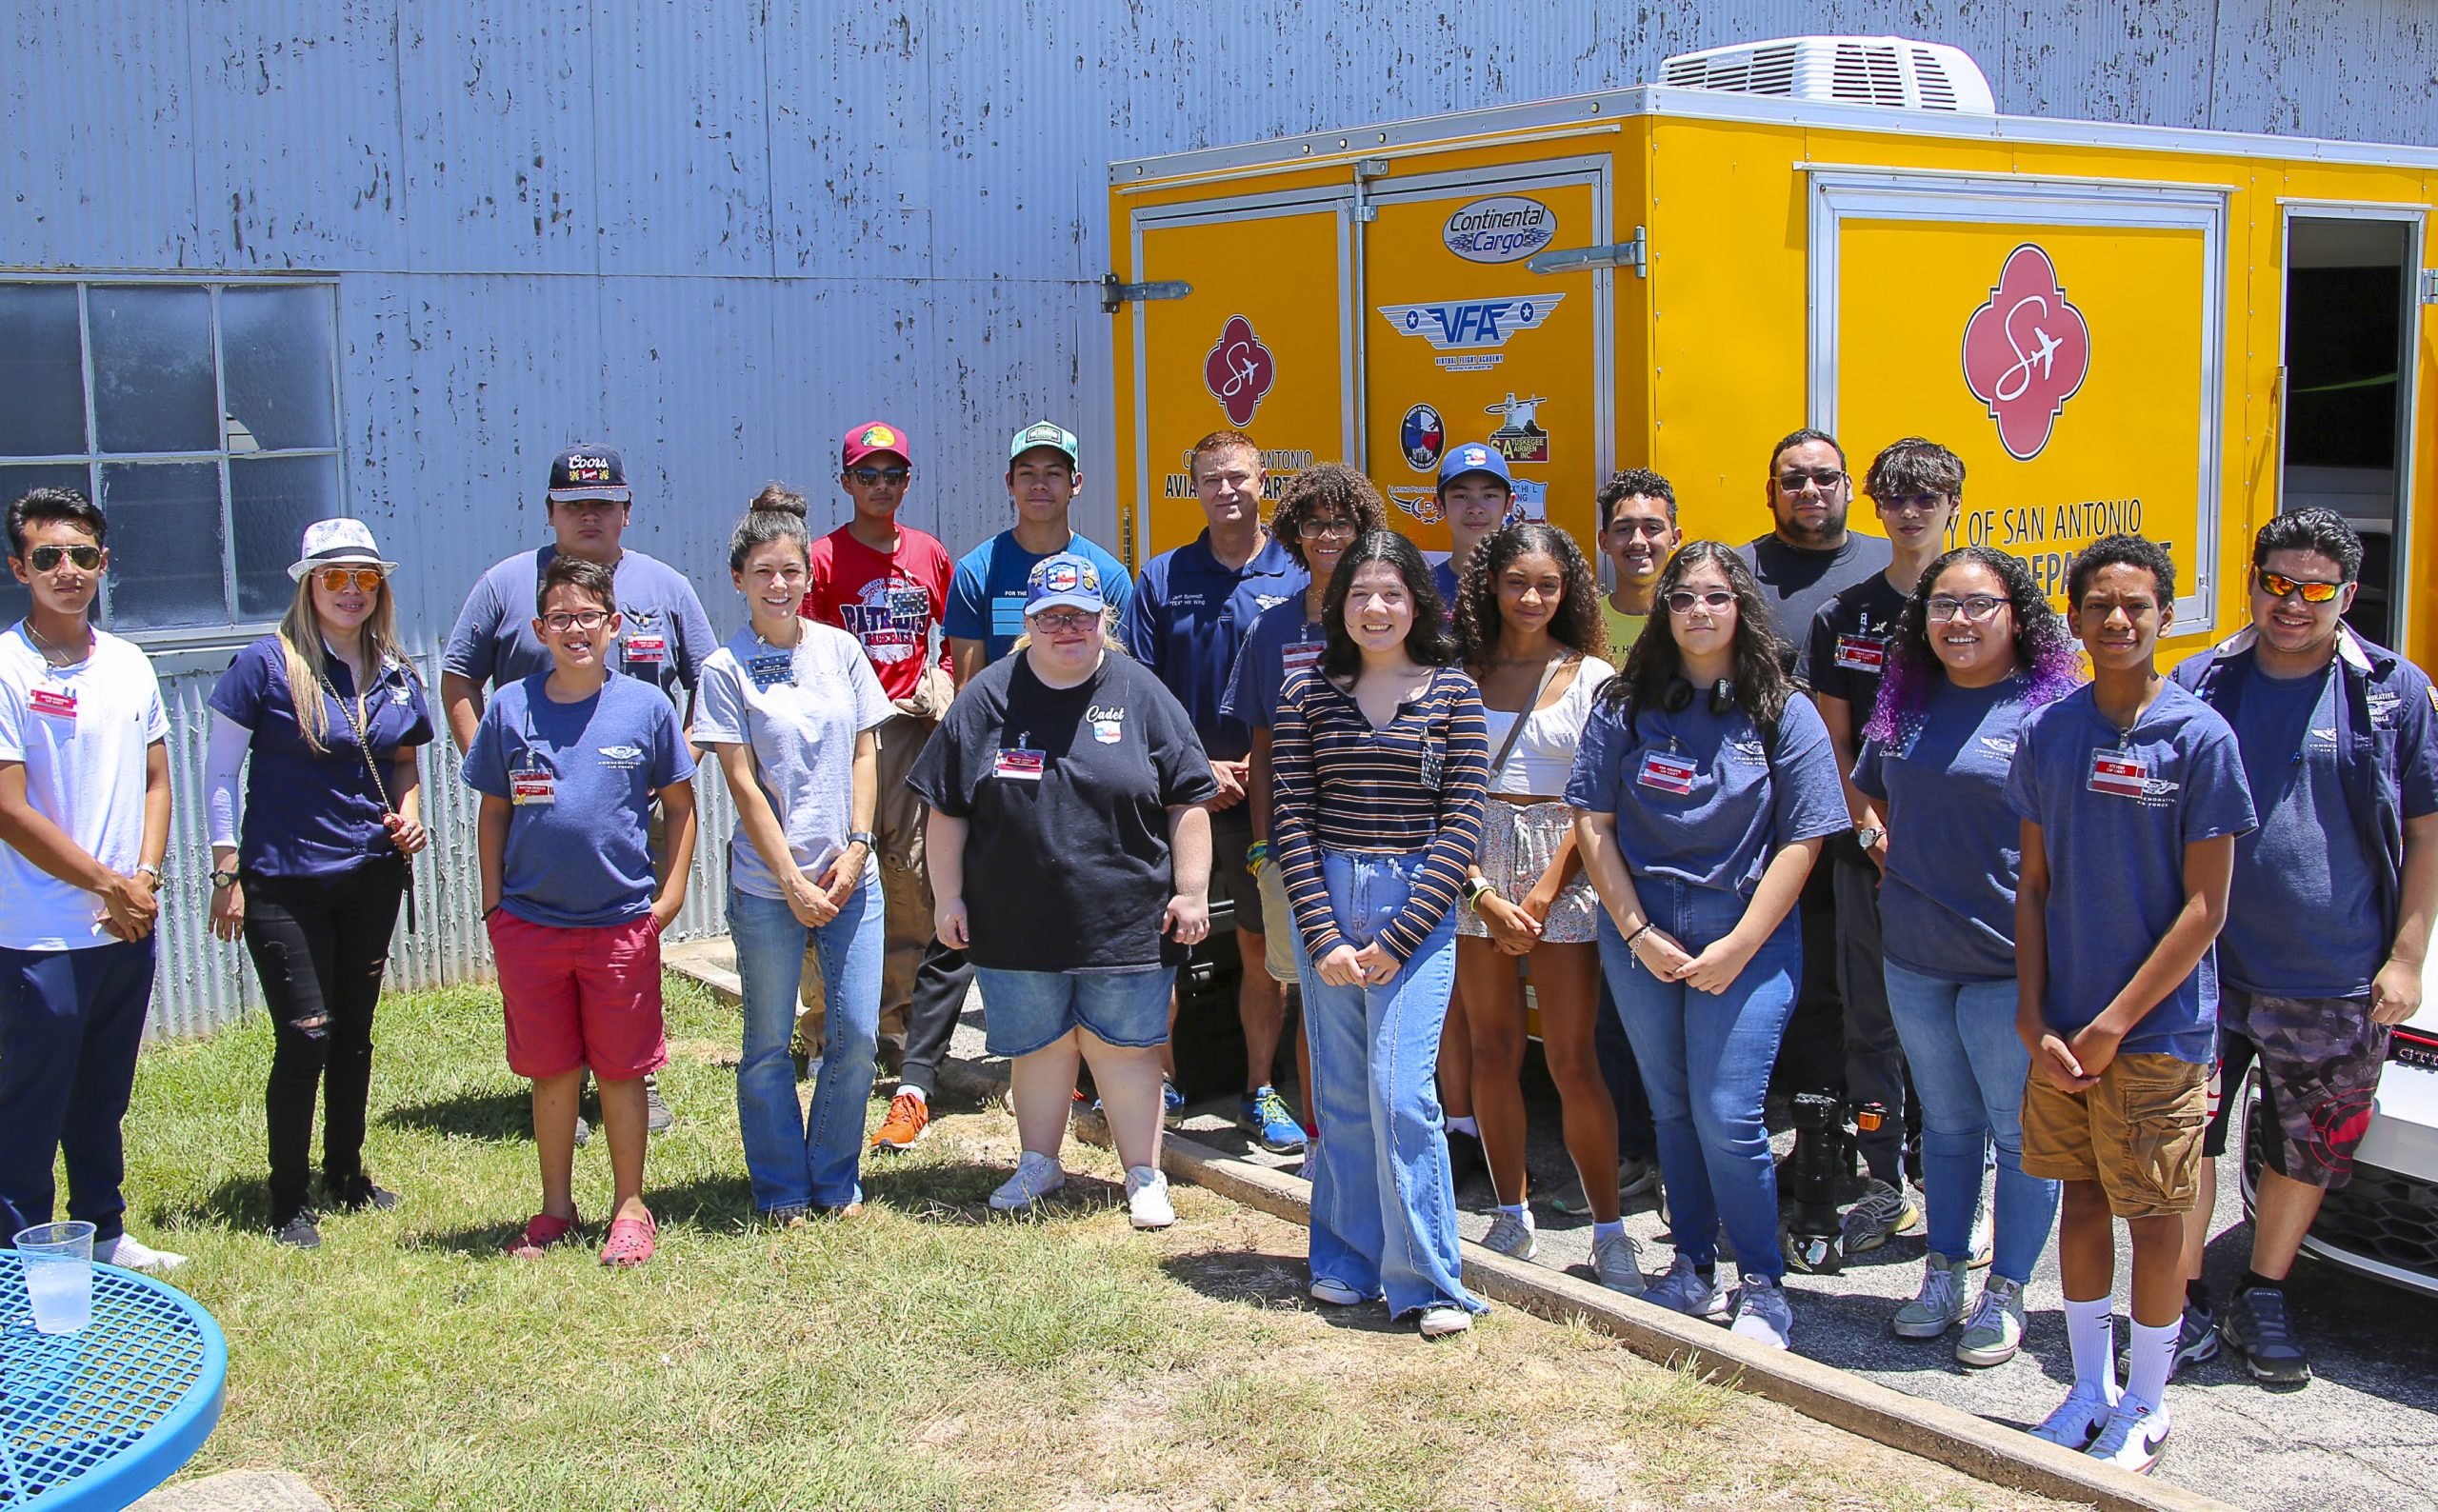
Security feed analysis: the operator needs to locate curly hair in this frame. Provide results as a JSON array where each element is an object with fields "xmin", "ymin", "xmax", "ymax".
[
  {"xmin": 1269, "ymin": 463, "xmax": 1389, "ymax": 571},
  {"xmin": 1863, "ymin": 547, "xmax": 2083, "ymax": 744},
  {"xmin": 1454, "ymin": 521, "xmax": 1605, "ymax": 666},
  {"xmin": 1597, "ymin": 540, "xmax": 1799, "ymax": 737},
  {"xmin": 1319, "ymin": 529, "xmax": 1454, "ymax": 679}
]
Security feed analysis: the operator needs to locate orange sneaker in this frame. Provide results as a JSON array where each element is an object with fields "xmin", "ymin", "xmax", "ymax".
[{"xmin": 870, "ymin": 1091, "xmax": 930, "ymax": 1152}]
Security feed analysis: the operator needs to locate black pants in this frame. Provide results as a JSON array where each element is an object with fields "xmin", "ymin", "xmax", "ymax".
[
  {"xmin": 242, "ymin": 858, "xmax": 407, "ymax": 1218},
  {"xmin": 894, "ymin": 934, "xmax": 972, "ymax": 1098}
]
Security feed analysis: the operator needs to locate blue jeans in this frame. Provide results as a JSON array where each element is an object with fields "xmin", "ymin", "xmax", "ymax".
[
  {"xmin": 1295, "ymin": 849, "xmax": 1482, "ymax": 1319},
  {"xmin": 971, "ymin": 965, "xmax": 1176, "ymax": 1059},
  {"xmin": 1597, "ymin": 877, "xmax": 1799, "ymax": 1282},
  {"xmin": 729, "ymin": 873, "xmax": 883, "ymax": 1212},
  {"xmin": 1882, "ymin": 961, "xmax": 2061, "ymax": 1283},
  {"xmin": 0, "ymin": 939, "xmax": 157, "ymax": 1245}
]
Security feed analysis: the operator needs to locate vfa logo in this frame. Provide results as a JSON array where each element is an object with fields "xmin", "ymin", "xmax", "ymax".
[
  {"xmin": 1204, "ymin": 314, "xmax": 1276, "ymax": 426},
  {"xmin": 1961, "ymin": 244, "xmax": 2090, "ymax": 461}
]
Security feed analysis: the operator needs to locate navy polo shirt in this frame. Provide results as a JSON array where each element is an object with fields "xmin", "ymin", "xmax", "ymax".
[
  {"xmin": 209, "ymin": 634, "xmax": 435, "ymax": 879},
  {"xmin": 1120, "ymin": 530, "xmax": 1306, "ymax": 762}
]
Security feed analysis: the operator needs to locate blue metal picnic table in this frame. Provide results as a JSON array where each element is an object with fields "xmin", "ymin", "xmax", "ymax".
[{"xmin": 0, "ymin": 1252, "xmax": 226, "ymax": 1510}]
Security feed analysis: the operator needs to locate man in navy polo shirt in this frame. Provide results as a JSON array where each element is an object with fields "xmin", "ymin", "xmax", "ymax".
[
  {"xmin": 2169, "ymin": 508, "xmax": 2438, "ymax": 1386},
  {"xmin": 1123, "ymin": 428, "xmax": 1308, "ymax": 1151},
  {"xmin": 442, "ymin": 443, "xmax": 715, "ymax": 1137}
]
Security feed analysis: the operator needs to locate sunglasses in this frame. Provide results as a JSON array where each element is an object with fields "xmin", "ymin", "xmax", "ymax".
[
  {"xmin": 2255, "ymin": 568, "xmax": 2344, "ymax": 605},
  {"xmin": 26, "ymin": 545, "xmax": 102, "ymax": 572},
  {"xmin": 1774, "ymin": 468, "xmax": 1845, "ymax": 493},
  {"xmin": 1927, "ymin": 593, "xmax": 2008, "ymax": 622},
  {"xmin": 541, "ymin": 608, "xmax": 610, "ymax": 632},
  {"xmin": 316, "ymin": 566, "xmax": 387, "ymax": 594},
  {"xmin": 1876, "ymin": 494, "xmax": 1950, "ymax": 517},
  {"xmin": 1666, "ymin": 588, "xmax": 1736, "ymax": 615},
  {"xmin": 847, "ymin": 467, "xmax": 912, "ymax": 487}
]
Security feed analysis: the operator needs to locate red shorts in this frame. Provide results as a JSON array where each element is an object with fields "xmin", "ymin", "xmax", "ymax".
[{"xmin": 488, "ymin": 910, "xmax": 669, "ymax": 1081}]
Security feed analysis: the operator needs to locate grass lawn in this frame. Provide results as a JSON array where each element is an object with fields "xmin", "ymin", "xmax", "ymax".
[{"xmin": 119, "ymin": 977, "xmax": 2061, "ymax": 1511}]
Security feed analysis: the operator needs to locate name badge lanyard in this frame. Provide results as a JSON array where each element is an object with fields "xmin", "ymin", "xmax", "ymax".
[{"xmin": 320, "ymin": 663, "xmax": 419, "ymax": 933}]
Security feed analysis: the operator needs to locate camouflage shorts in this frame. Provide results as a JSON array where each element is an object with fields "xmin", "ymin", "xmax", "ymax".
[{"xmin": 2201, "ymin": 989, "xmax": 2390, "ymax": 1190}]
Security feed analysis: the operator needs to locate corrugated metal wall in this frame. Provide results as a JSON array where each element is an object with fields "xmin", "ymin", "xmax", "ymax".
[{"xmin": 6, "ymin": 0, "xmax": 2433, "ymax": 1033}]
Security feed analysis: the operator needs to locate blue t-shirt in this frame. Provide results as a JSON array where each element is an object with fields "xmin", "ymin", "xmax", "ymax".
[
  {"xmin": 1220, "ymin": 599, "xmax": 1326, "ymax": 734},
  {"xmin": 1431, "ymin": 558, "xmax": 1463, "ymax": 627},
  {"xmin": 442, "ymin": 546, "xmax": 716, "ymax": 707},
  {"xmin": 2220, "ymin": 664, "xmax": 2383, "ymax": 1001},
  {"xmin": 2003, "ymin": 681, "xmax": 2256, "ymax": 1062},
  {"xmin": 209, "ymin": 636, "xmax": 434, "ymax": 879},
  {"xmin": 1122, "ymin": 530, "xmax": 1306, "ymax": 761},
  {"xmin": 463, "ymin": 670, "xmax": 696, "ymax": 928},
  {"xmin": 942, "ymin": 530, "xmax": 1134, "ymax": 667},
  {"xmin": 1852, "ymin": 676, "xmax": 2038, "ymax": 984},
  {"xmin": 1565, "ymin": 689, "xmax": 1848, "ymax": 896}
]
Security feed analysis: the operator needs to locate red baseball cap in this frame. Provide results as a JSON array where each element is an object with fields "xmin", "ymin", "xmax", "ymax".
[{"xmin": 842, "ymin": 421, "xmax": 911, "ymax": 470}]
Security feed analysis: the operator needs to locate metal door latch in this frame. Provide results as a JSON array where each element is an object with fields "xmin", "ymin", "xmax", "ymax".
[
  {"xmin": 1529, "ymin": 228, "xmax": 1648, "ymax": 278},
  {"xmin": 1101, "ymin": 274, "xmax": 1193, "ymax": 314}
]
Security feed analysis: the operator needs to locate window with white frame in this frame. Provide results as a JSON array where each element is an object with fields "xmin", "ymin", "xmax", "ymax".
[{"xmin": 0, "ymin": 279, "xmax": 343, "ymax": 637}]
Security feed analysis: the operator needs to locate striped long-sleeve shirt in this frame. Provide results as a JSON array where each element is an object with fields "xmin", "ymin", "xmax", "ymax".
[{"xmin": 1269, "ymin": 664, "xmax": 1488, "ymax": 964}]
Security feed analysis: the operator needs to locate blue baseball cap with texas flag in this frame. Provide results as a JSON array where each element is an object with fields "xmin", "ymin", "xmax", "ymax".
[
  {"xmin": 1025, "ymin": 552, "xmax": 1106, "ymax": 617},
  {"xmin": 1437, "ymin": 443, "xmax": 1512, "ymax": 493}
]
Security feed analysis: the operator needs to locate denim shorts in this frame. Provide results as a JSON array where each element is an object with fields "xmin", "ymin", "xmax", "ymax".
[{"xmin": 974, "ymin": 965, "xmax": 1177, "ymax": 1059}]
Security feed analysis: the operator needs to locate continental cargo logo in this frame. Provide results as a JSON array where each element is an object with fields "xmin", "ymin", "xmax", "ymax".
[
  {"xmin": 1376, "ymin": 295, "xmax": 1565, "ymax": 372},
  {"xmin": 1962, "ymin": 244, "xmax": 2090, "ymax": 462},
  {"xmin": 1442, "ymin": 196, "xmax": 1556, "ymax": 264}
]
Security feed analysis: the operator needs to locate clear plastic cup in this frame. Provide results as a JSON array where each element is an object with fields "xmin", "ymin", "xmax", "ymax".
[{"xmin": 15, "ymin": 1221, "xmax": 96, "ymax": 1335}]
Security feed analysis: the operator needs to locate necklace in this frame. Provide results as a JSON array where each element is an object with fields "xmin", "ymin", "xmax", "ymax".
[{"xmin": 24, "ymin": 619, "xmax": 91, "ymax": 666}]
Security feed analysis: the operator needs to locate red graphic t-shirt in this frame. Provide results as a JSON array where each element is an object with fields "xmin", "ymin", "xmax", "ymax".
[{"xmin": 804, "ymin": 523, "xmax": 952, "ymax": 701}]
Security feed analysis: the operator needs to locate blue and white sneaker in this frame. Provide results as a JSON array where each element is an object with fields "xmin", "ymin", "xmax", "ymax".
[
  {"xmin": 2030, "ymin": 1382, "xmax": 2117, "ymax": 1450},
  {"xmin": 1239, "ymin": 1085, "xmax": 1307, "ymax": 1153},
  {"xmin": 1644, "ymin": 1254, "xmax": 1731, "ymax": 1322},
  {"xmin": 1162, "ymin": 1078, "xmax": 1188, "ymax": 1129},
  {"xmin": 1729, "ymin": 1275, "xmax": 1794, "ymax": 1350}
]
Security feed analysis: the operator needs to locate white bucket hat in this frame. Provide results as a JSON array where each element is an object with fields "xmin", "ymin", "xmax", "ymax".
[{"xmin": 289, "ymin": 518, "xmax": 399, "ymax": 581}]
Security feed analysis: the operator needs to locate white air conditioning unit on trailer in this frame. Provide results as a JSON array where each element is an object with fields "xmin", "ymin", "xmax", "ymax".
[{"xmin": 1659, "ymin": 36, "xmax": 1996, "ymax": 113}]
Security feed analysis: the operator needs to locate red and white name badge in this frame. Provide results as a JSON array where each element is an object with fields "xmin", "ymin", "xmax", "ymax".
[
  {"xmin": 29, "ymin": 687, "xmax": 77, "ymax": 721},
  {"xmin": 2087, "ymin": 747, "xmax": 2148, "ymax": 799},
  {"xmin": 1833, "ymin": 634, "xmax": 1887, "ymax": 674},
  {"xmin": 510, "ymin": 769, "xmax": 558, "ymax": 806},
  {"xmin": 1636, "ymin": 749, "xmax": 1699, "ymax": 795},
  {"xmin": 992, "ymin": 746, "xmax": 1046, "ymax": 782},
  {"xmin": 624, "ymin": 634, "xmax": 668, "ymax": 666}
]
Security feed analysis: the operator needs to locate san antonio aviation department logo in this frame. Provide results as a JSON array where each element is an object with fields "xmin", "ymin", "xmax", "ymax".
[{"xmin": 1961, "ymin": 244, "xmax": 2090, "ymax": 462}]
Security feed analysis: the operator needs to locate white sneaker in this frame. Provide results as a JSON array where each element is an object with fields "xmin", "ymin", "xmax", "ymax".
[
  {"xmin": 2030, "ymin": 1382, "xmax": 2118, "ymax": 1450},
  {"xmin": 1125, "ymin": 1165, "xmax": 1174, "ymax": 1230},
  {"xmin": 1309, "ymin": 1277, "xmax": 1366, "ymax": 1306},
  {"xmin": 1729, "ymin": 1275, "xmax": 1794, "ymax": 1350},
  {"xmin": 988, "ymin": 1151, "xmax": 1066, "ymax": 1213},
  {"xmin": 1592, "ymin": 1232, "xmax": 1649, "ymax": 1297},
  {"xmin": 1481, "ymin": 1207, "xmax": 1538, "ymax": 1261},
  {"xmin": 2085, "ymin": 1400, "xmax": 2170, "ymax": 1474},
  {"xmin": 1418, "ymin": 1305, "xmax": 1472, "ymax": 1339},
  {"xmin": 99, "ymin": 1232, "xmax": 188, "ymax": 1273},
  {"xmin": 1968, "ymin": 1188, "xmax": 1995, "ymax": 1269}
]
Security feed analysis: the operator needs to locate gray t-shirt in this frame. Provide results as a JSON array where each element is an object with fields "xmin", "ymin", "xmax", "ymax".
[
  {"xmin": 1738, "ymin": 532, "xmax": 1892, "ymax": 682},
  {"xmin": 689, "ymin": 623, "xmax": 892, "ymax": 901},
  {"xmin": 443, "ymin": 545, "xmax": 716, "ymax": 708}
]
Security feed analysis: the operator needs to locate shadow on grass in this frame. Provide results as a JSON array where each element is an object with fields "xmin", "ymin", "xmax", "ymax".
[
  {"xmin": 160, "ymin": 1174, "xmax": 273, "ymax": 1234},
  {"xmin": 1158, "ymin": 1244, "xmax": 1410, "ymax": 1334},
  {"xmin": 378, "ymin": 1085, "xmax": 543, "ymax": 1144}
]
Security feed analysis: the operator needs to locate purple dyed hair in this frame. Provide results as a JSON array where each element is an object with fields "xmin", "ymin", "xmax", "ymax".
[{"xmin": 1864, "ymin": 547, "xmax": 2084, "ymax": 744}]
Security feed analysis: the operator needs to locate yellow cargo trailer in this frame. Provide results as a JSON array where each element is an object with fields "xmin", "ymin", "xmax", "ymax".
[{"xmin": 1107, "ymin": 39, "xmax": 2436, "ymax": 666}]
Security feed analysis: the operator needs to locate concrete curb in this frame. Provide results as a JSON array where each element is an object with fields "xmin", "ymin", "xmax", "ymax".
[
  {"xmin": 663, "ymin": 944, "xmax": 2230, "ymax": 1512},
  {"xmin": 131, "ymin": 1469, "xmax": 331, "ymax": 1510}
]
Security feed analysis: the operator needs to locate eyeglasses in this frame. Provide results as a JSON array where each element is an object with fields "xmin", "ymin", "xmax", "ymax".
[
  {"xmin": 26, "ymin": 545, "xmax": 101, "ymax": 572},
  {"xmin": 316, "ymin": 567, "xmax": 386, "ymax": 594},
  {"xmin": 1029, "ymin": 609, "xmax": 1099, "ymax": 633},
  {"xmin": 1927, "ymin": 593, "xmax": 2008, "ymax": 622},
  {"xmin": 1606, "ymin": 518, "xmax": 1673, "ymax": 538},
  {"xmin": 541, "ymin": 608, "xmax": 610, "ymax": 632},
  {"xmin": 1774, "ymin": 468, "xmax": 1845, "ymax": 493},
  {"xmin": 2255, "ymin": 568, "xmax": 2344, "ymax": 605},
  {"xmin": 1876, "ymin": 494, "xmax": 1950, "ymax": 517},
  {"xmin": 1665, "ymin": 588, "xmax": 1736, "ymax": 615},
  {"xmin": 1297, "ymin": 516, "xmax": 1357, "ymax": 540},
  {"xmin": 847, "ymin": 467, "xmax": 911, "ymax": 487}
]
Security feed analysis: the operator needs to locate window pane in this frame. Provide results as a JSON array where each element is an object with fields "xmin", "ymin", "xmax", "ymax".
[
  {"xmin": 231, "ymin": 454, "xmax": 338, "ymax": 619},
  {"xmin": 221, "ymin": 286, "xmax": 337, "ymax": 452},
  {"xmin": 0, "ymin": 286, "xmax": 88, "ymax": 459},
  {"xmin": 100, "ymin": 461, "xmax": 224, "ymax": 628},
  {"xmin": 0, "ymin": 463, "xmax": 94, "ymax": 627},
  {"xmin": 89, "ymin": 286, "xmax": 217, "ymax": 455}
]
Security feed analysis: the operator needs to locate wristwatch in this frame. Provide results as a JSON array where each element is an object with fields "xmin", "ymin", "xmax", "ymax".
[
  {"xmin": 1854, "ymin": 826, "xmax": 1887, "ymax": 850},
  {"xmin": 209, "ymin": 866, "xmax": 239, "ymax": 889},
  {"xmin": 845, "ymin": 831, "xmax": 876, "ymax": 849},
  {"xmin": 1464, "ymin": 876, "xmax": 1497, "ymax": 912},
  {"xmin": 136, "ymin": 863, "xmax": 163, "ymax": 885}
]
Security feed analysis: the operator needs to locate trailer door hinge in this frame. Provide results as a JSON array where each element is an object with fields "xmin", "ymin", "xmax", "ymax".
[
  {"xmin": 2420, "ymin": 268, "xmax": 2438, "ymax": 305},
  {"xmin": 1529, "ymin": 228, "xmax": 1648, "ymax": 278},
  {"xmin": 1100, "ymin": 274, "xmax": 1192, "ymax": 315}
]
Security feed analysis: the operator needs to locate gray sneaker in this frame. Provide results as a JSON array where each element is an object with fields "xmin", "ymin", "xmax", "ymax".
[
  {"xmin": 1842, "ymin": 1179, "xmax": 1916, "ymax": 1255},
  {"xmin": 644, "ymin": 1074, "xmax": 675, "ymax": 1135},
  {"xmin": 1618, "ymin": 1156, "xmax": 1661, "ymax": 1200},
  {"xmin": 1730, "ymin": 1275, "xmax": 1794, "ymax": 1349},
  {"xmin": 1891, "ymin": 1252, "xmax": 1969, "ymax": 1339},
  {"xmin": 1645, "ymin": 1254, "xmax": 1730, "ymax": 1321},
  {"xmin": 1955, "ymin": 1274, "xmax": 2027, "ymax": 1367},
  {"xmin": 1592, "ymin": 1232, "xmax": 1648, "ymax": 1296},
  {"xmin": 1481, "ymin": 1207, "xmax": 1538, "ymax": 1262}
]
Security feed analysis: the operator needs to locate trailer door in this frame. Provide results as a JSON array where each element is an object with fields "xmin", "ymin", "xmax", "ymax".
[
  {"xmin": 1359, "ymin": 160, "xmax": 1613, "ymax": 555},
  {"xmin": 1126, "ymin": 190, "xmax": 1357, "ymax": 565}
]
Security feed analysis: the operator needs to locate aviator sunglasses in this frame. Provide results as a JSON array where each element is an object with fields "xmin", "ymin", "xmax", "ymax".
[
  {"xmin": 316, "ymin": 566, "xmax": 387, "ymax": 594},
  {"xmin": 26, "ymin": 545, "xmax": 102, "ymax": 572}
]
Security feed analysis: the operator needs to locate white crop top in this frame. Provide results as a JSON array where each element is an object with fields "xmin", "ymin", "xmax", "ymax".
[{"xmin": 1479, "ymin": 656, "xmax": 1614, "ymax": 796}]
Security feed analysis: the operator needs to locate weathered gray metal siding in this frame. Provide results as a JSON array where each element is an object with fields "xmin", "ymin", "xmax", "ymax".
[{"xmin": 6, "ymin": 0, "xmax": 2433, "ymax": 1033}]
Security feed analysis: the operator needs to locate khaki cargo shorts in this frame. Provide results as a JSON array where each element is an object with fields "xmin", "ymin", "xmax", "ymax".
[{"xmin": 2020, "ymin": 1050, "xmax": 2209, "ymax": 1219}]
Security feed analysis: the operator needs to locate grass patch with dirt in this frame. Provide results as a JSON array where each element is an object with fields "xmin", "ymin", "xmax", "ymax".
[{"xmin": 120, "ymin": 977, "xmax": 2064, "ymax": 1511}]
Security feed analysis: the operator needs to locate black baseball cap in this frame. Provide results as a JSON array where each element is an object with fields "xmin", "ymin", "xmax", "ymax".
[{"xmin": 548, "ymin": 445, "xmax": 631, "ymax": 505}]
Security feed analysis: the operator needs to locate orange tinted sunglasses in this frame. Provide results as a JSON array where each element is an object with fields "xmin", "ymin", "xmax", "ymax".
[
  {"xmin": 316, "ymin": 567, "xmax": 387, "ymax": 594},
  {"xmin": 2254, "ymin": 568, "xmax": 2342, "ymax": 605}
]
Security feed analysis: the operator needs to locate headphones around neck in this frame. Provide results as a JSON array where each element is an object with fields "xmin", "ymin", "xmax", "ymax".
[{"xmin": 1662, "ymin": 676, "xmax": 1738, "ymax": 714}]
